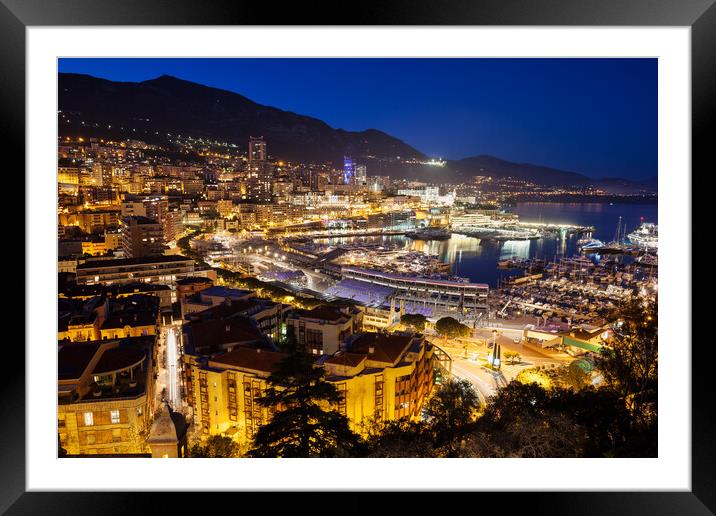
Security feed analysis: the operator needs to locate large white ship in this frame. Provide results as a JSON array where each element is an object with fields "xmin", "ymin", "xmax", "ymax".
[{"xmin": 627, "ymin": 221, "xmax": 658, "ymax": 251}]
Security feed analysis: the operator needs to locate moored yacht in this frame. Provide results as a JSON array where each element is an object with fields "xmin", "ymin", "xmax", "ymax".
[{"xmin": 627, "ymin": 222, "xmax": 658, "ymax": 251}]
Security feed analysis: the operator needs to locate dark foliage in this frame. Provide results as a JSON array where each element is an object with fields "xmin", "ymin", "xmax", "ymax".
[{"xmin": 248, "ymin": 346, "xmax": 362, "ymax": 458}]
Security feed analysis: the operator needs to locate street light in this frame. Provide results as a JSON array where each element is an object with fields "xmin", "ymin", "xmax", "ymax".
[{"xmin": 491, "ymin": 330, "xmax": 501, "ymax": 371}]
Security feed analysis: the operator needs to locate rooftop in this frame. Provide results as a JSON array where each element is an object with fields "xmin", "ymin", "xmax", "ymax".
[
  {"xmin": 58, "ymin": 337, "xmax": 154, "ymax": 403},
  {"xmin": 92, "ymin": 346, "xmax": 146, "ymax": 375},
  {"xmin": 186, "ymin": 297, "xmax": 277, "ymax": 322},
  {"xmin": 176, "ymin": 276, "xmax": 214, "ymax": 286},
  {"xmin": 324, "ymin": 352, "xmax": 366, "ymax": 368},
  {"xmin": 58, "ymin": 342, "xmax": 102, "ymax": 381},
  {"xmin": 349, "ymin": 332, "xmax": 415, "ymax": 366},
  {"xmin": 184, "ymin": 316, "xmax": 265, "ymax": 354},
  {"xmin": 209, "ymin": 348, "xmax": 287, "ymax": 374},
  {"xmin": 289, "ymin": 305, "xmax": 349, "ymax": 323},
  {"xmin": 122, "ymin": 215, "xmax": 161, "ymax": 225},
  {"xmin": 199, "ymin": 286, "xmax": 254, "ymax": 299},
  {"xmin": 76, "ymin": 255, "xmax": 193, "ymax": 270}
]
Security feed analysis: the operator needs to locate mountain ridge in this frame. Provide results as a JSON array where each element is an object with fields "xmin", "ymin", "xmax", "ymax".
[
  {"xmin": 58, "ymin": 72, "xmax": 426, "ymax": 164},
  {"xmin": 58, "ymin": 72, "xmax": 656, "ymax": 192}
]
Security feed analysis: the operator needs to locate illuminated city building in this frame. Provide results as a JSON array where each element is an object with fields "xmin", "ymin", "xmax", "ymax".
[
  {"xmin": 60, "ymin": 208, "xmax": 121, "ymax": 234},
  {"xmin": 183, "ymin": 331, "xmax": 436, "ymax": 444},
  {"xmin": 91, "ymin": 163, "xmax": 113, "ymax": 187},
  {"xmin": 163, "ymin": 209, "xmax": 184, "ymax": 242},
  {"xmin": 57, "ymin": 337, "xmax": 157, "ymax": 455},
  {"xmin": 247, "ymin": 137, "xmax": 272, "ymax": 200},
  {"xmin": 59, "ymin": 294, "xmax": 160, "ymax": 342},
  {"xmin": 285, "ymin": 305, "xmax": 361, "ymax": 356},
  {"xmin": 342, "ymin": 267, "xmax": 489, "ymax": 314},
  {"xmin": 175, "ymin": 277, "xmax": 214, "ymax": 302},
  {"xmin": 120, "ymin": 201, "xmax": 147, "ymax": 218},
  {"xmin": 322, "ymin": 332, "xmax": 436, "ymax": 427},
  {"xmin": 58, "ymin": 166, "xmax": 80, "ymax": 185},
  {"xmin": 75, "ymin": 255, "xmax": 215, "ymax": 285},
  {"xmin": 248, "ymin": 136, "xmax": 267, "ymax": 162},
  {"xmin": 182, "ymin": 287, "xmax": 285, "ymax": 343},
  {"xmin": 146, "ymin": 404, "xmax": 188, "ymax": 458},
  {"xmin": 359, "ymin": 297, "xmax": 404, "ymax": 331},
  {"xmin": 81, "ymin": 231, "xmax": 122, "ymax": 256},
  {"xmin": 355, "ymin": 164, "xmax": 367, "ymax": 186},
  {"xmin": 343, "ymin": 156, "xmax": 355, "ymax": 185},
  {"xmin": 121, "ymin": 216, "xmax": 165, "ymax": 258}
]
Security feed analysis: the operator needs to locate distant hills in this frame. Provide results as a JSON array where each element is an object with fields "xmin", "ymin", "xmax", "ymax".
[
  {"xmin": 58, "ymin": 73, "xmax": 656, "ymax": 193},
  {"xmin": 446, "ymin": 155, "xmax": 657, "ymax": 192},
  {"xmin": 58, "ymin": 73, "xmax": 425, "ymax": 165}
]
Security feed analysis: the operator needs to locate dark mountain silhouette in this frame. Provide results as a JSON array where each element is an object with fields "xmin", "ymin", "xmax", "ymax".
[
  {"xmin": 58, "ymin": 73, "xmax": 655, "ymax": 193},
  {"xmin": 58, "ymin": 73, "xmax": 425, "ymax": 164},
  {"xmin": 447, "ymin": 155, "xmax": 591, "ymax": 186}
]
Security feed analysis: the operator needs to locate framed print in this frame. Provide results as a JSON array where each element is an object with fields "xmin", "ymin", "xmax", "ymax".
[{"xmin": 3, "ymin": 0, "xmax": 712, "ymax": 513}]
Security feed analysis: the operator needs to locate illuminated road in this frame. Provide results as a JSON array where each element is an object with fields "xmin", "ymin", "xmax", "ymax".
[
  {"xmin": 166, "ymin": 327, "xmax": 180, "ymax": 409},
  {"xmin": 449, "ymin": 360, "xmax": 497, "ymax": 403},
  {"xmin": 430, "ymin": 327, "xmax": 572, "ymax": 405}
]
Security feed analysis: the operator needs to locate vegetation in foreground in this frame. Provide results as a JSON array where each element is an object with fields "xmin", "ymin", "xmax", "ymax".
[{"xmin": 187, "ymin": 283, "xmax": 657, "ymax": 459}]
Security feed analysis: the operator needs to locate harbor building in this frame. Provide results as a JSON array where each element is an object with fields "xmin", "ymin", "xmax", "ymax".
[{"xmin": 341, "ymin": 267, "xmax": 489, "ymax": 315}]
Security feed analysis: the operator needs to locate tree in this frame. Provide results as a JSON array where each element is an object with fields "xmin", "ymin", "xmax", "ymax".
[
  {"xmin": 503, "ymin": 351, "xmax": 521, "ymax": 365},
  {"xmin": 189, "ymin": 435, "xmax": 241, "ymax": 457},
  {"xmin": 424, "ymin": 378, "xmax": 480, "ymax": 456},
  {"xmin": 559, "ymin": 361, "xmax": 590, "ymax": 391},
  {"xmin": 461, "ymin": 411, "xmax": 588, "ymax": 458},
  {"xmin": 248, "ymin": 347, "xmax": 362, "ymax": 457},
  {"xmin": 478, "ymin": 381, "xmax": 647, "ymax": 458},
  {"xmin": 401, "ymin": 313, "xmax": 427, "ymax": 333},
  {"xmin": 364, "ymin": 419, "xmax": 435, "ymax": 458},
  {"xmin": 595, "ymin": 297, "xmax": 657, "ymax": 427},
  {"xmin": 435, "ymin": 317, "xmax": 471, "ymax": 339}
]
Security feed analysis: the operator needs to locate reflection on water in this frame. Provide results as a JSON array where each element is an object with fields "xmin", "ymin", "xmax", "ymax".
[
  {"xmin": 318, "ymin": 202, "xmax": 657, "ymax": 287},
  {"xmin": 499, "ymin": 240, "xmax": 530, "ymax": 260}
]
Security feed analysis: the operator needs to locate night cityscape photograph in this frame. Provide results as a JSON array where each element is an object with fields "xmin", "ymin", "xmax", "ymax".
[{"xmin": 56, "ymin": 58, "xmax": 658, "ymax": 459}]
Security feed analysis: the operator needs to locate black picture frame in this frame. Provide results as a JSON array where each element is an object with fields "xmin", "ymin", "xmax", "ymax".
[{"xmin": 3, "ymin": 0, "xmax": 710, "ymax": 513}]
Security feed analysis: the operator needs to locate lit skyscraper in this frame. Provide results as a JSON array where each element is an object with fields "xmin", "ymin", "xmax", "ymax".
[
  {"xmin": 355, "ymin": 164, "xmax": 367, "ymax": 186},
  {"xmin": 247, "ymin": 136, "xmax": 272, "ymax": 200},
  {"xmin": 343, "ymin": 156, "xmax": 355, "ymax": 185},
  {"xmin": 248, "ymin": 136, "xmax": 267, "ymax": 162}
]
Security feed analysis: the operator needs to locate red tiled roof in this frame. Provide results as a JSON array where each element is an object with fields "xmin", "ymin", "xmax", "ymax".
[
  {"xmin": 186, "ymin": 316, "xmax": 264, "ymax": 351},
  {"xmin": 209, "ymin": 348, "xmax": 287, "ymax": 374},
  {"xmin": 350, "ymin": 333, "xmax": 415, "ymax": 365},
  {"xmin": 324, "ymin": 352, "xmax": 366, "ymax": 367}
]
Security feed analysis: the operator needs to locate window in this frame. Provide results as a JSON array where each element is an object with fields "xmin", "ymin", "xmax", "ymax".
[
  {"xmin": 112, "ymin": 428, "xmax": 121, "ymax": 442},
  {"xmin": 86, "ymin": 433, "xmax": 96, "ymax": 445},
  {"xmin": 110, "ymin": 410, "xmax": 120, "ymax": 424},
  {"xmin": 84, "ymin": 412, "xmax": 94, "ymax": 426}
]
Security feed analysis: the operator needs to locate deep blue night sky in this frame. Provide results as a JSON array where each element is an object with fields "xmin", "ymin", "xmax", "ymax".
[{"xmin": 58, "ymin": 58, "xmax": 657, "ymax": 180}]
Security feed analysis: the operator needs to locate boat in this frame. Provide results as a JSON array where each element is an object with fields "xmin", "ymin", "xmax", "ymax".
[
  {"xmin": 579, "ymin": 239, "xmax": 604, "ymax": 250},
  {"xmin": 627, "ymin": 221, "xmax": 658, "ymax": 251}
]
